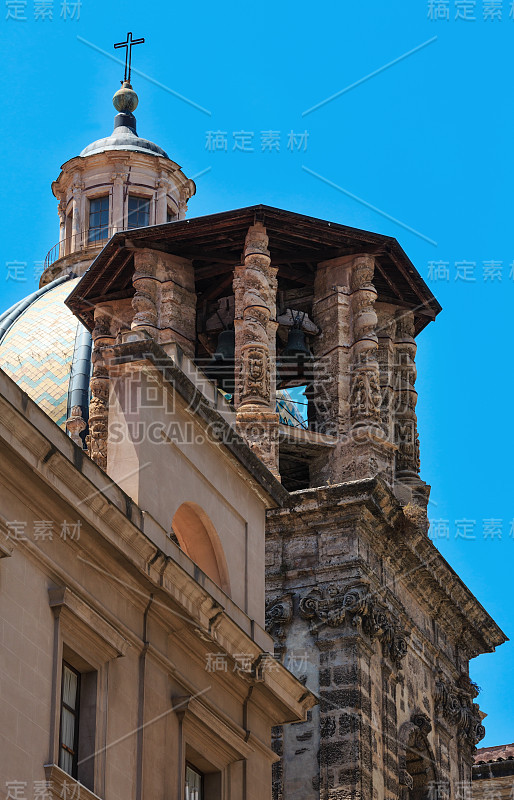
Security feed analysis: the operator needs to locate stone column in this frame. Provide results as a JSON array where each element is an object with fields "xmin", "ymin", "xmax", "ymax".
[
  {"xmin": 393, "ymin": 310, "xmax": 421, "ymax": 502},
  {"xmin": 310, "ymin": 256, "xmax": 353, "ymax": 486},
  {"xmin": 346, "ymin": 257, "xmax": 396, "ymax": 484},
  {"xmin": 156, "ymin": 177, "xmax": 168, "ymax": 224},
  {"xmin": 131, "ymin": 252, "xmax": 159, "ymax": 339},
  {"xmin": 87, "ymin": 305, "xmax": 115, "ymax": 470},
  {"xmin": 178, "ymin": 188, "xmax": 188, "ymax": 220},
  {"xmin": 71, "ymin": 180, "xmax": 82, "ymax": 253},
  {"xmin": 111, "ymin": 169, "xmax": 125, "ymax": 233},
  {"xmin": 376, "ymin": 305, "xmax": 397, "ymax": 448},
  {"xmin": 157, "ymin": 254, "xmax": 196, "ymax": 359},
  {"xmin": 310, "ymin": 255, "xmax": 396, "ymax": 486},
  {"xmin": 348, "ymin": 256, "xmax": 382, "ymax": 434},
  {"xmin": 311, "ymin": 258, "xmax": 353, "ymax": 439},
  {"xmin": 57, "ymin": 200, "xmax": 66, "ymax": 259},
  {"xmin": 318, "ymin": 636, "xmax": 374, "ymax": 800},
  {"xmin": 233, "ymin": 222, "xmax": 279, "ymax": 478}
]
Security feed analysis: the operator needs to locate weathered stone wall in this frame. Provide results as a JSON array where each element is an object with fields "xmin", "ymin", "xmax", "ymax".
[{"xmin": 266, "ymin": 481, "xmax": 501, "ymax": 800}]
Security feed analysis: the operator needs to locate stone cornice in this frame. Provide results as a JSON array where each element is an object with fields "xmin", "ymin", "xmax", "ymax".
[
  {"xmin": 52, "ymin": 151, "xmax": 194, "ymax": 198},
  {"xmin": 267, "ymin": 478, "xmax": 507, "ymax": 657}
]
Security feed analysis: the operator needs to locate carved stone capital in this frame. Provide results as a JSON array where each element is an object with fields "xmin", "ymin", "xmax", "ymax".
[{"xmin": 299, "ymin": 583, "xmax": 409, "ymax": 669}]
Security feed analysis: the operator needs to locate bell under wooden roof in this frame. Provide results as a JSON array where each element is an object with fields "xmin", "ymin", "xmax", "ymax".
[{"xmin": 66, "ymin": 204, "xmax": 441, "ymax": 332}]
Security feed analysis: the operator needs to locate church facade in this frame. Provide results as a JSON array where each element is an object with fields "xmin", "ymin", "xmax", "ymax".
[{"xmin": 0, "ymin": 50, "xmax": 506, "ymax": 800}]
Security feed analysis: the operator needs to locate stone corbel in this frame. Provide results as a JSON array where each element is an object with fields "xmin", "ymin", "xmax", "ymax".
[
  {"xmin": 299, "ymin": 583, "xmax": 409, "ymax": 669},
  {"xmin": 65, "ymin": 405, "xmax": 87, "ymax": 447}
]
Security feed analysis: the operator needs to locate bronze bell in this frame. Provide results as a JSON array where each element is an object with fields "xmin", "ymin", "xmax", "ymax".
[
  {"xmin": 282, "ymin": 323, "xmax": 311, "ymax": 359},
  {"xmin": 204, "ymin": 328, "xmax": 235, "ymax": 394},
  {"xmin": 279, "ymin": 316, "xmax": 312, "ymax": 382}
]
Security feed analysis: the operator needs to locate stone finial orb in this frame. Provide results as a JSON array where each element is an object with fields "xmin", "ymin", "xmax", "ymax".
[{"xmin": 113, "ymin": 81, "xmax": 139, "ymax": 113}]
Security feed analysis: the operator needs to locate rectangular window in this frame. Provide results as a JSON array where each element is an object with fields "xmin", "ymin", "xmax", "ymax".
[
  {"xmin": 185, "ymin": 764, "xmax": 203, "ymax": 800},
  {"xmin": 167, "ymin": 207, "xmax": 176, "ymax": 223},
  {"xmin": 88, "ymin": 196, "xmax": 110, "ymax": 243},
  {"xmin": 127, "ymin": 195, "xmax": 150, "ymax": 229},
  {"xmin": 59, "ymin": 662, "xmax": 80, "ymax": 778}
]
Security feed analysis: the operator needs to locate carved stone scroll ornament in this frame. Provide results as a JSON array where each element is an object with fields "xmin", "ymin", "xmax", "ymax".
[
  {"xmin": 435, "ymin": 672, "xmax": 485, "ymax": 747},
  {"xmin": 265, "ymin": 595, "xmax": 293, "ymax": 657},
  {"xmin": 299, "ymin": 584, "xmax": 409, "ymax": 668}
]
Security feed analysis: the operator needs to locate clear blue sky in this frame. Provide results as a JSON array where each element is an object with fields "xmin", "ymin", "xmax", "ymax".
[{"xmin": 1, "ymin": 0, "xmax": 512, "ymax": 746}]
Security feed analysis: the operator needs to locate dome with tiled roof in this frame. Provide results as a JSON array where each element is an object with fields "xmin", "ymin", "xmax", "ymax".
[
  {"xmin": 0, "ymin": 277, "xmax": 91, "ymax": 432},
  {"xmin": 0, "ymin": 274, "xmax": 305, "ymax": 440}
]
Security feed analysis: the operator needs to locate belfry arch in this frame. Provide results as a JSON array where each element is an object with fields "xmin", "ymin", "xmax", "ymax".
[{"xmin": 171, "ymin": 502, "xmax": 231, "ymax": 596}]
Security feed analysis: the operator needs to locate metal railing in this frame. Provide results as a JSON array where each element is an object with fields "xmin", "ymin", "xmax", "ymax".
[{"xmin": 44, "ymin": 226, "xmax": 116, "ymax": 270}]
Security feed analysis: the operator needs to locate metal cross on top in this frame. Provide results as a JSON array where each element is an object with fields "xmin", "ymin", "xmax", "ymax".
[{"xmin": 114, "ymin": 31, "xmax": 145, "ymax": 85}]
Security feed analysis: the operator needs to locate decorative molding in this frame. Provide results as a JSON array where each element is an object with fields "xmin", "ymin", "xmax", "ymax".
[
  {"xmin": 435, "ymin": 671, "xmax": 485, "ymax": 747},
  {"xmin": 48, "ymin": 586, "xmax": 130, "ymax": 664},
  {"xmin": 173, "ymin": 692, "xmax": 254, "ymax": 764},
  {"xmin": 299, "ymin": 582, "xmax": 409, "ymax": 668},
  {"xmin": 412, "ymin": 711, "xmax": 432, "ymax": 735},
  {"xmin": 44, "ymin": 764, "xmax": 104, "ymax": 800}
]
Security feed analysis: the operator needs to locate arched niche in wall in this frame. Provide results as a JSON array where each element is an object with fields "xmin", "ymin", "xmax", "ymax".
[
  {"xmin": 399, "ymin": 714, "xmax": 438, "ymax": 800},
  {"xmin": 171, "ymin": 502, "xmax": 231, "ymax": 597}
]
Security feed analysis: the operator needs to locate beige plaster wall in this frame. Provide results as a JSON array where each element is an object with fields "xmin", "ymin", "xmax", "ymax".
[{"xmin": 106, "ymin": 362, "xmax": 267, "ymax": 626}]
